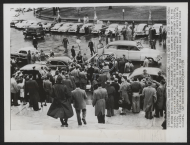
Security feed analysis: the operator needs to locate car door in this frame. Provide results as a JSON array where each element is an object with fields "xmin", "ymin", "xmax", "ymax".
[
  {"xmin": 47, "ymin": 60, "xmax": 58, "ymax": 69},
  {"xmin": 116, "ymin": 45, "xmax": 129, "ymax": 59},
  {"xmin": 128, "ymin": 46, "xmax": 141, "ymax": 61},
  {"xmin": 103, "ymin": 45, "xmax": 117, "ymax": 56}
]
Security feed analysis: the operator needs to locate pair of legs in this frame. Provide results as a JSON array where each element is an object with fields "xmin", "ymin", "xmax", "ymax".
[
  {"xmin": 132, "ymin": 93, "xmax": 140, "ymax": 113},
  {"xmin": 145, "ymin": 111, "xmax": 153, "ymax": 119},
  {"xmin": 60, "ymin": 118, "xmax": 68, "ymax": 127},
  {"xmin": 97, "ymin": 112, "xmax": 105, "ymax": 124},
  {"xmin": 107, "ymin": 108, "xmax": 114, "ymax": 117},
  {"xmin": 155, "ymin": 108, "xmax": 163, "ymax": 117},
  {"xmin": 90, "ymin": 48, "xmax": 95, "ymax": 55},
  {"xmin": 75, "ymin": 108, "xmax": 87, "ymax": 125},
  {"xmin": 11, "ymin": 93, "xmax": 19, "ymax": 106}
]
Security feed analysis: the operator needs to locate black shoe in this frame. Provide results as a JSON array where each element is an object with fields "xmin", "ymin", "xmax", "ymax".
[
  {"xmin": 14, "ymin": 104, "xmax": 20, "ymax": 106},
  {"xmin": 34, "ymin": 108, "xmax": 41, "ymax": 111},
  {"xmin": 154, "ymin": 115, "xmax": 159, "ymax": 118},
  {"xmin": 82, "ymin": 119, "xmax": 87, "ymax": 125},
  {"xmin": 78, "ymin": 123, "xmax": 82, "ymax": 126},
  {"xmin": 65, "ymin": 123, "xmax": 68, "ymax": 127},
  {"xmin": 41, "ymin": 104, "xmax": 43, "ymax": 108}
]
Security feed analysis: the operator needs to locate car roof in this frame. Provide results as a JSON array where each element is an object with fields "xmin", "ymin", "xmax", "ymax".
[
  {"xmin": 73, "ymin": 23, "xmax": 83, "ymax": 25},
  {"xmin": 18, "ymin": 47, "xmax": 37, "ymax": 51},
  {"xmin": 28, "ymin": 25, "xmax": 42, "ymax": 29},
  {"xmin": 108, "ymin": 40, "xmax": 137, "ymax": 46},
  {"xmin": 129, "ymin": 67, "xmax": 162, "ymax": 79},
  {"xmin": 20, "ymin": 64, "xmax": 47, "ymax": 71},
  {"xmin": 48, "ymin": 56, "xmax": 72, "ymax": 62}
]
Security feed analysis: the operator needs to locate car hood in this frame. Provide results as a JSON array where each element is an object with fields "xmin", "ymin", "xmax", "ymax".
[{"xmin": 59, "ymin": 26, "xmax": 69, "ymax": 30}]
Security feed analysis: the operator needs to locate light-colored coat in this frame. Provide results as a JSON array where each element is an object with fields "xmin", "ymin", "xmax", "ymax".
[
  {"xmin": 71, "ymin": 88, "xmax": 87, "ymax": 110},
  {"xmin": 92, "ymin": 87, "xmax": 108, "ymax": 116}
]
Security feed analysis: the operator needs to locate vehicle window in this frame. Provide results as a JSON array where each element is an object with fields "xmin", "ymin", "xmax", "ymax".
[
  {"xmin": 117, "ymin": 45, "xmax": 129, "ymax": 50},
  {"xmin": 58, "ymin": 61, "xmax": 67, "ymax": 65},
  {"xmin": 50, "ymin": 61, "xmax": 58, "ymax": 65},
  {"xmin": 129, "ymin": 46, "xmax": 139, "ymax": 51},
  {"xmin": 107, "ymin": 45, "xmax": 117, "ymax": 49},
  {"xmin": 19, "ymin": 51, "xmax": 27, "ymax": 54}
]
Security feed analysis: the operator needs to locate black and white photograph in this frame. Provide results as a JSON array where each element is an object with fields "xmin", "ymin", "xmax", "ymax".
[{"xmin": 4, "ymin": 3, "xmax": 187, "ymax": 142}]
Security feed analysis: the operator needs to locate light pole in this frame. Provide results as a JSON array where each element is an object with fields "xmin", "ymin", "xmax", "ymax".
[{"xmin": 122, "ymin": 9, "xmax": 125, "ymax": 20}]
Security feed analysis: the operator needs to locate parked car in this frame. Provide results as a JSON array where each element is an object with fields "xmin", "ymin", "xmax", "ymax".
[
  {"xmin": 43, "ymin": 22, "xmax": 56, "ymax": 31},
  {"xmin": 68, "ymin": 23, "xmax": 83, "ymax": 33},
  {"xmin": 19, "ymin": 63, "xmax": 50, "ymax": 76},
  {"xmin": 79, "ymin": 23, "xmax": 94, "ymax": 33},
  {"xmin": 97, "ymin": 40, "xmax": 163, "ymax": 62},
  {"xmin": 46, "ymin": 56, "xmax": 72, "ymax": 70},
  {"xmin": 15, "ymin": 20, "xmax": 28, "ymax": 28},
  {"xmin": 10, "ymin": 19, "xmax": 25, "ymax": 27},
  {"xmin": 152, "ymin": 24, "xmax": 163, "ymax": 35},
  {"xmin": 11, "ymin": 47, "xmax": 38, "ymax": 62},
  {"xmin": 134, "ymin": 23, "xmax": 148, "ymax": 36},
  {"xmin": 91, "ymin": 24, "xmax": 108, "ymax": 34},
  {"xmin": 118, "ymin": 24, "xmax": 125, "ymax": 32},
  {"xmin": 105, "ymin": 23, "xmax": 119, "ymax": 35},
  {"xmin": 23, "ymin": 25, "xmax": 45, "ymax": 39},
  {"xmin": 50, "ymin": 22, "xmax": 66, "ymax": 32},
  {"xmin": 123, "ymin": 67, "xmax": 165, "ymax": 81},
  {"xmin": 57, "ymin": 23, "xmax": 74, "ymax": 32}
]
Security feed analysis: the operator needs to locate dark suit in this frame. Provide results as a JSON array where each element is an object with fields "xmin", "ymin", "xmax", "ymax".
[
  {"xmin": 62, "ymin": 78, "xmax": 73, "ymax": 96},
  {"xmin": 111, "ymin": 82, "xmax": 120, "ymax": 109},
  {"xmin": 79, "ymin": 71, "xmax": 87, "ymax": 90},
  {"xmin": 98, "ymin": 74, "xmax": 107, "ymax": 88},
  {"xmin": 43, "ymin": 80, "xmax": 53, "ymax": 103},
  {"xmin": 72, "ymin": 88, "xmax": 87, "ymax": 125},
  {"xmin": 25, "ymin": 80, "xmax": 40, "ymax": 111},
  {"xmin": 105, "ymin": 85, "xmax": 116, "ymax": 116},
  {"xmin": 118, "ymin": 60, "xmax": 125, "ymax": 73}
]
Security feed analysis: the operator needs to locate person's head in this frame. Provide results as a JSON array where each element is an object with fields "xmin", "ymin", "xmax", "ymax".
[
  {"xmin": 75, "ymin": 83, "xmax": 80, "ymax": 88},
  {"xmin": 28, "ymin": 50, "xmax": 30, "ymax": 53},
  {"xmin": 158, "ymin": 71, "xmax": 162, "ymax": 76},
  {"xmin": 56, "ymin": 75, "xmax": 63, "ymax": 83},
  {"xmin": 72, "ymin": 45, "xmax": 74, "ymax": 49},
  {"xmin": 84, "ymin": 53, "xmax": 86, "ymax": 56},
  {"xmin": 114, "ymin": 78, "xmax": 118, "ymax": 82},
  {"xmin": 143, "ymin": 69, "xmax": 147, "ymax": 74},
  {"xmin": 110, "ymin": 77, "xmax": 114, "ymax": 81},
  {"xmin": 133, "ymin": 77, "xmax": 138, "ymax": 81},
  {"xmin": 12, "ymin": 74, "xmax": 16, "ymax": 78},
  {"xmin": 122, "ymin": 76, "xmax": 127, "ymax": 82},
  {"xmin": 36, "ymin": 52, "xmax": 38, "ymax": 54},
  {"xmin": 29, "ymin": 74, "xmax": 33, "ymax": 79},
  {"xmin": 33, "ymin": 66, "xmax": 35, "ymax": 70},
  {"xmin": 55, "ymin": 70, "xmax": 59, "ymax": 75},
  {"xmin": 147, "ymin": 81, "xmax": 152, "ymax": 86},
  {"xmin": 160, "ymin": 79, "xmax": 166, "ymax": 85},
  {"xmin": 97, "ymin": 83, "xmax": 102, "ymax": 87},
  {"xmin": 61, "ymin": 71, "xmax": 65, "ymax": 75}
]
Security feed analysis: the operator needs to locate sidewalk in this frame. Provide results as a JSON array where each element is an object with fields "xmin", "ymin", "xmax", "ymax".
[{"xmin": 11, "ymin": 102, "xmax": 164, "ymax": 130}]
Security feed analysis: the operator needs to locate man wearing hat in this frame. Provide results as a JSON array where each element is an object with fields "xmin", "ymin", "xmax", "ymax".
[
  {"xmin": 79, "ymin": 68, "xmax": 87, "ymax": 90},
  {"xmin": 25, "ymin": 74, "xmax": 41, "ymax": 111},
  {"xmin": 47, "ymin": 75, "xmax": 74, "ymax": 127},
  {"xmin": 32, "ymin": 36, "xmax": 38, "ymax": 50},
  {"xmin": 141, "ymin": 81, "xmax": 157, "ymax": 119},
  {"xmin": 110, "ymin": 77, "xmax": 120, "ymax": 110},
  {"xmin": 62, "ymin": 73, "xmax": 74, "ymax": 97},
  {"xmin": 105, "ymin": 80, "xmax": 116, "ymax": 117},
  {"xmin": 155, "ymin": 71, "xmax": 164, "ymax": 83}
]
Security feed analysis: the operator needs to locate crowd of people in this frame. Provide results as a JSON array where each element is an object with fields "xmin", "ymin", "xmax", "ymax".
[{"xmin": 11, "ymin": 51, "xmax": 166, "ymax": 129}]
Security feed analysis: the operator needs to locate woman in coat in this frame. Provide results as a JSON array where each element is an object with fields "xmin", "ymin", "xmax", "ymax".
[
  {"xmin": 119, "ymin": 76, "xmax": 132, "ymax": 115},
  {"xmin": 47, "ymin": 75, "xmax": 74, "ymax": 127}
]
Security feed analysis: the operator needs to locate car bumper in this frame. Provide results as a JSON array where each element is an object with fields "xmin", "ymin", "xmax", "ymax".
[
  {"xmin": 68, "ymin": 30, "xmax": 76, "ymax": 32},
  {"xmin": 51, "ymin": 29, "xmax": 58, "ymax": 32}
]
